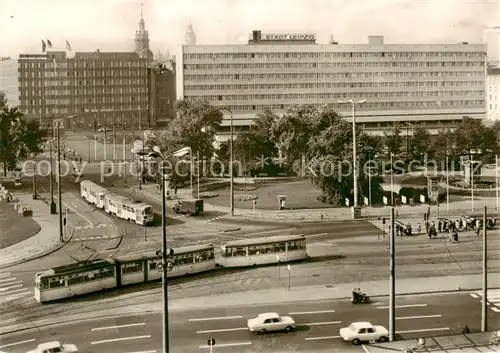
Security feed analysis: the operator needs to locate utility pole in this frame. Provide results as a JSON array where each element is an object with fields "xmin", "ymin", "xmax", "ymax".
[
  {"xmin": 103, "ymin": 113, "xmax": 107, "ymax": 160},
  {"xmin": 55, "ymin": 120, "xmax": 64, "ymax": 242},
  {"xmin": 49, "ymin": 140, "xmax": 56, "ymax": 214},
  {"xmin": 389, "ymin": 207, "xmax": 396, "ymax": 341},
  {"xmin": 112, "ymin": 112, "xmax": 116, "ymax": 161},
  {"xmin": 482, "ymin": 205, "xmax": 488, "ymax": 332},
  {"xmin": 32, "ymin": 161, "xmax": 37, "ymax": 199},
  {"xmin": 161, "ymin": 169, "xmax": 171, "ymax": 353}
]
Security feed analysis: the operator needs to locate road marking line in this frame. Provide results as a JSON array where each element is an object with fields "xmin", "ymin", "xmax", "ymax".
[
  {"xmin": 0, "ymin": 292, "xmax": 30, "ymax": 303},
  {"xmin": 91, "ymin": 323, "xmax": 146, "ymax": 331},
  {"xmin": 245, "ymin": 228, "xmax": 297, "ymax": 236},
  {"xmin": 362, "ymin": 344, "xmax": 370, "ymax": 353},
  {"xmin": 376, "ymin": 304, "xmax": 428, "ymax": 309},
  {"xmin": 488, "ymin": 298, "xmax": 500, "ymax": 303},
  {"xmin": 199, "ymin": 342, "xmax": 252, "ymax": 348},
  {"xmin": 306, "ymin": 232, "xmax": 328, "ymax": 237},
  {"xmin": 64, "ymin": 201, "xmax": 94, "ymax": 226},
  {"xmin": 91, "ymin": 335, "xmax": 151, "ymax": 344},
  {"xmin": 196, "ymin": 327, "xmax": 247, "ymax": 334},
  {"xmin": 122, "ymin": 351, "xmax": 156, "ymax": 353},
  {"xmin": 0, "ymin": 339, "xmax": 36, "ymax": 349},
  {"xmin": 0, "ymin": 280, "xmax": 22, "ymax": 288},
  {"xmin": 189, "ymin": 316, "xmax": 243, "ymax": 322},
  {"xmin": 492, "ymin": 307, "xmax": 500, "ymax": 312},
  {"xmin": 305, "ymin": 335, "xmax": 341, "ymax": 341},
  {"xmin": 0, "ymin": 288, "xmax": 29, "ymax": 296},
  {"xmin": 396, "ymin": 315, "xmax": 442, "ymax": 320},
  {"xmin": 290, "ymin": 310, "xmax": 336, "ymax": 315},
  {"xmin": 0, "ymin": 284, "xmax": 23, "ymax": 292},
  {"xmin": 0, "ymin": 273, "xmax": 11, "ymax": 278},
  {"xmin": 397, "ymin": 328, "xmax": 449, "ymax": 334},
  {"xmin": 304, "ymin": 321, "xmax": 342, "ymax": 326},
  {"xmin": 470, "ymin": 293, "xmax": 479, "ymax": 298},
  {"xmin": 0, "ymin": 277, "xmax": 17, "ymax": 283}
]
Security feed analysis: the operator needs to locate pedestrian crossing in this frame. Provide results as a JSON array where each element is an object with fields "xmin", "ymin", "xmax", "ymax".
[
  {"xmin": 170, "ymin": 214, "xmax": 226, "ymax": 223},
  {"xmin": 234, "ymin": 276, "xmax": 273, "ymax": 287},
  {"xmin": 73, "ymin": 235, "xmax": 120, "ymax": 242},
  {"xmin": 0, "ymin": 272, "xmax": 30, "ymax": 304},
  {"xmin": 73, "ymin": 224, "xmax": 109, "ymax": 230},
  {"xmin": 470, "ymin": 289, "xmax": 500, "ymax": 312}
]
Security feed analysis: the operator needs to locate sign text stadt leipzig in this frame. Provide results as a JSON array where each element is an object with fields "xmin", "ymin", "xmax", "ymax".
[{"xmin": 262, "ymin": 34, "xmax": 316, "ymax": 41}]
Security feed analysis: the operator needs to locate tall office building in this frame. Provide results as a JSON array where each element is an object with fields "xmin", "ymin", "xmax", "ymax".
[
  {"xmin": 487, "ymin": 67, "xmax": 500, "ymax": 122},
  {"xmin": 178, "ymin": 31, "xmax": 486, "ymax": 139},
  {"xmin": 484, "ymin": 25, "xmax": 500, "ymax": 67},
  {"xmin": 18, "ymin": 50, "xmax": 149, "ymax": 129}
]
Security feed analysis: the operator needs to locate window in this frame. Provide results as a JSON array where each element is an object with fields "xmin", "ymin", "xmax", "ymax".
[{"xmin": 122, "ymin": 261, "xmax": 143, "ymax": 274}]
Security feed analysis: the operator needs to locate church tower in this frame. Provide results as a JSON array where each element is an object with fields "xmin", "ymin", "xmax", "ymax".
[
  {"xmin": 185, "ymin": 23, "xmax": 197, "ymax": 45},
  {"xmin": 135, "ymin": 4, "xmax": 153, "ymax": 61}
]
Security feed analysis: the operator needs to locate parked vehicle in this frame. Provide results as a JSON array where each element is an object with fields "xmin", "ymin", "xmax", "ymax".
[
  {"xmin": 26, "ymin": 341, "xmax": 78, "ymax": 353},
  {"xmin": 339, "ymin": 321, "xmax": 389, "ymax": 345},
  {"xmin": 173, "ymin": 199, "xmax": 204, "ymax": 216},
  {"xmin": 247, "ymin": 312, "xmax": 296, "ymax": 334}
]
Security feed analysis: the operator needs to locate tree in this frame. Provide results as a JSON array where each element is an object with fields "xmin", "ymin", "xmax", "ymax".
[
  {"xmin": 0, "ymin": 91, "xmax": 6, "ymax": 110},
  {"xmin": 0, "ymin": 106, "xmax": 47, "ymax": 176},
  {"xmin": 409, "ymin": 125, "xmax": 431, "ymax": 163},
  {"xmin": 453, "ymin": 117, "xmax": 498, "ymax": 155},
  {"xmin": 383, "ymin": 122, "xmax": 403, "ymax": 157},
  {"xmin": 270, "ymin": 105, "xmax": 317, "ymax": 170},
  {"xmin": 289, "ymin": 106, "xmax": 384, "ymax": 206},
  {"xmin": 233, "ymin": 109, "xmax": 278, "ymax": 175}
]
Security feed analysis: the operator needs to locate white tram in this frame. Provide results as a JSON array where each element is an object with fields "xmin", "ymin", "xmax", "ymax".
[
  {"xmin": 80, "ymin": 180, "xmax": 109, "ymax": 209},
  {"xmin": 34, "ymin": 260, "xmax": 117, "ymax": 302},
  {"xmin": 219, "ymin": 234, "xmax": 307, "ymax": 267},
  {"xmin": 34, "ymin": 244, "xmax": 216, "ymax": 303},
  {"xmin": 104, "ymin": 193, "xmax": 154, "ymax": 225}
]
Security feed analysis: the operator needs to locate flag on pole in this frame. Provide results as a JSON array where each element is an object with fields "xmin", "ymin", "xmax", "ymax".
[
  {"xmin": 47, "ymin": 39, "xmax": 52, "ymax": 48},
  {"xmin": 173, "ymin": 147, "xmax": 191, "ymax": 158},
  {"xmin": 65, "ymin": 40, "xmax": 72, "ymax": 52},
  {"xmin": 42, "ymin": 40, "xmax": 46, "ymax": 53}
]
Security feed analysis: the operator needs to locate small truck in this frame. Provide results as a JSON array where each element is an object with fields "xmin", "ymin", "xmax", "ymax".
[{"xmin": 172, "ymin": 199, "xmax": 204, "ymax": 216}]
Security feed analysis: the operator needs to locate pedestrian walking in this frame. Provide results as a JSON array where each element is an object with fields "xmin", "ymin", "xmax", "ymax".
[{"xmin": 417, "ymin": 222, "xmax": 422, "ymax": 234}]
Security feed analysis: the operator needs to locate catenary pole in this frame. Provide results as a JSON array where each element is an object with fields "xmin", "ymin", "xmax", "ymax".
[
  {"xmin": 481, "ymin": 205, "xmax": 488, "ymax": 332},
  {"xmin": 389, "ymin": 207, "xmax": 396, "ymax": 341}
]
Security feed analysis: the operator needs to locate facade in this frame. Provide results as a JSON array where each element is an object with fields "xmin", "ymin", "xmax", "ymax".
[
  {"xmin": 18, "ymin": 50, "xmax": 149, "ymax": 129},
  {"xmin": 148, "ymin": 62, "xmax": 176, "ymax": 126},
  {"xmin": 178, "ymin": 31, "xmax": 487, "ymax": 140},
  {"xmin": 487, "ymin": 67, "xmax": 500, "ymax": 122}
]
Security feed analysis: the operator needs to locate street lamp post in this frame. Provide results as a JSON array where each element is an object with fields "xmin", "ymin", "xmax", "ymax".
[
  {"xmin": 49, "ymin": 139, "xmax": 56, "ymax": 214},
  {"xmin": 221, "ymin": 107, "xmax": 234, "ymax": 216},
  {"xmin": 54, "ymin": 119, "xmax": 64, "ymax": 242},
  {"xmin": 338, "ymin": 99, "xmax": 367, "ymax": 210}
]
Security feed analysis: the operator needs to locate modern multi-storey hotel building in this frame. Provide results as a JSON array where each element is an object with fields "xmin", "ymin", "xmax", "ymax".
[{"xmin": 178, "ymin": 31, "xmax": 487, "ymax": 139}]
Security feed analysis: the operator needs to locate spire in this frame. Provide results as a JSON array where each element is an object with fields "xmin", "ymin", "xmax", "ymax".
[
  {"xmin": 139, "ymin": 3, "xmax": 145, "ymax": 30},
  {"xmin": 329, "ymin": 34, "xmax": 338, "ymax": 44}
]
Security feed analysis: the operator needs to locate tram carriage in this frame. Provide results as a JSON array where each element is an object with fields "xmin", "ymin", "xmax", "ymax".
[
  {"xmin": 219, "ymin": 234, "xmax": 307, "ymax": 267},
  {"xmin": 34, "ymin": 244, "xmax": 216, "ymax": 303},
  {"xmin": 104, "ymin": 193, "xmax": 154, "ymax": 225},
  {"xmin": 80, "ymin": 180, "xmax": 110, "ymax": 209}
]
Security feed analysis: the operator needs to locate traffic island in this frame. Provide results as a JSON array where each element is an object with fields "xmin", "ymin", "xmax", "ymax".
[{"xmin": 219, "ymin": 227, "xmax": 241, "ymax": 233}]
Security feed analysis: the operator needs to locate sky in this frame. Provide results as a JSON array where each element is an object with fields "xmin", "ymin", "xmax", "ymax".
[{"xmin": 0, "ymin": 0, "xmax": 499, "ymax": 58}]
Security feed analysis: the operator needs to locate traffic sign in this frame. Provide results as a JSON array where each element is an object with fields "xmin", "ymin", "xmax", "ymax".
[
  {"xmin": 52, "ymin": 119, "xmax": 64, "ymax": 129},
  {"xmin": 207, "ymin": 338, "xmax": 216, "ymax": 346}
]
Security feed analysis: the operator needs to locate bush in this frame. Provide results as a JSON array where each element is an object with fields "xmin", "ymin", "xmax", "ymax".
[
  {"xmin": 199, "ymin": 191, "xmax": 218, "ymax": 198},
  {"xmin": 399, "ymin": 186, "xmax": 428, "ymax": 202},
  {"xmin": 234, "ymin": 194, "xmax": 258, "ymax": 201}
]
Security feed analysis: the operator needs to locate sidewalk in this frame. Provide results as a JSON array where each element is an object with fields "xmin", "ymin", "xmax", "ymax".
[
  {"xmin": 365, "ymin": 332, "xmax": 500, "ymax": 352},
  {"xmin": 1, "ymin": 273, "xmax": 498, "ymax": 335},
  {"xmin": 133, "ymin": 184, "xmax": 500, "ymax": 222},
  {"xmin": 0, "ymin": 193, "xmax": 75, "ymax": 269}
]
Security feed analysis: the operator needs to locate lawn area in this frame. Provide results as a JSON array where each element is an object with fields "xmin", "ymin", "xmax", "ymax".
[
  {"xmin": 0, "ymin": 200, "xmax": 40, "ymax": 249},
  {"xmin": 207, "ymin": 180, "xmax": 329, "ymax": 210}
]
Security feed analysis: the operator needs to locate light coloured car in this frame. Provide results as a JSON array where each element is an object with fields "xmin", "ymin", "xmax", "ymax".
[
  {"xmin": 339, "ymin": 321, "xmax": 389, "ymax": 345},
  {"xmin": 26, "ymin": 341, "xmax": 78, "ymax": 353},
  {"xmin": 247, "ymin": 312, "xmax": 296, "ymax": 334}
]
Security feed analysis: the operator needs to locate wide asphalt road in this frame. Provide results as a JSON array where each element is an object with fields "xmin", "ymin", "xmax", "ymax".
[{"xmin": 0, "ymin": 292, "xmax": 498, "ymax": 353}]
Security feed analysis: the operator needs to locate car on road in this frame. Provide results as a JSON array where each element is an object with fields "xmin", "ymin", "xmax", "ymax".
[
  {"xmin": 26, "ymin": 340, "xmax": 78, "ymax": 353},
  {"xmin": 339, "ymin": 321, "xmax": 389, "ymax": 345},
  {"xmin": 247, "ymin": 312, "xmax": 296, "ymax": 334}
]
